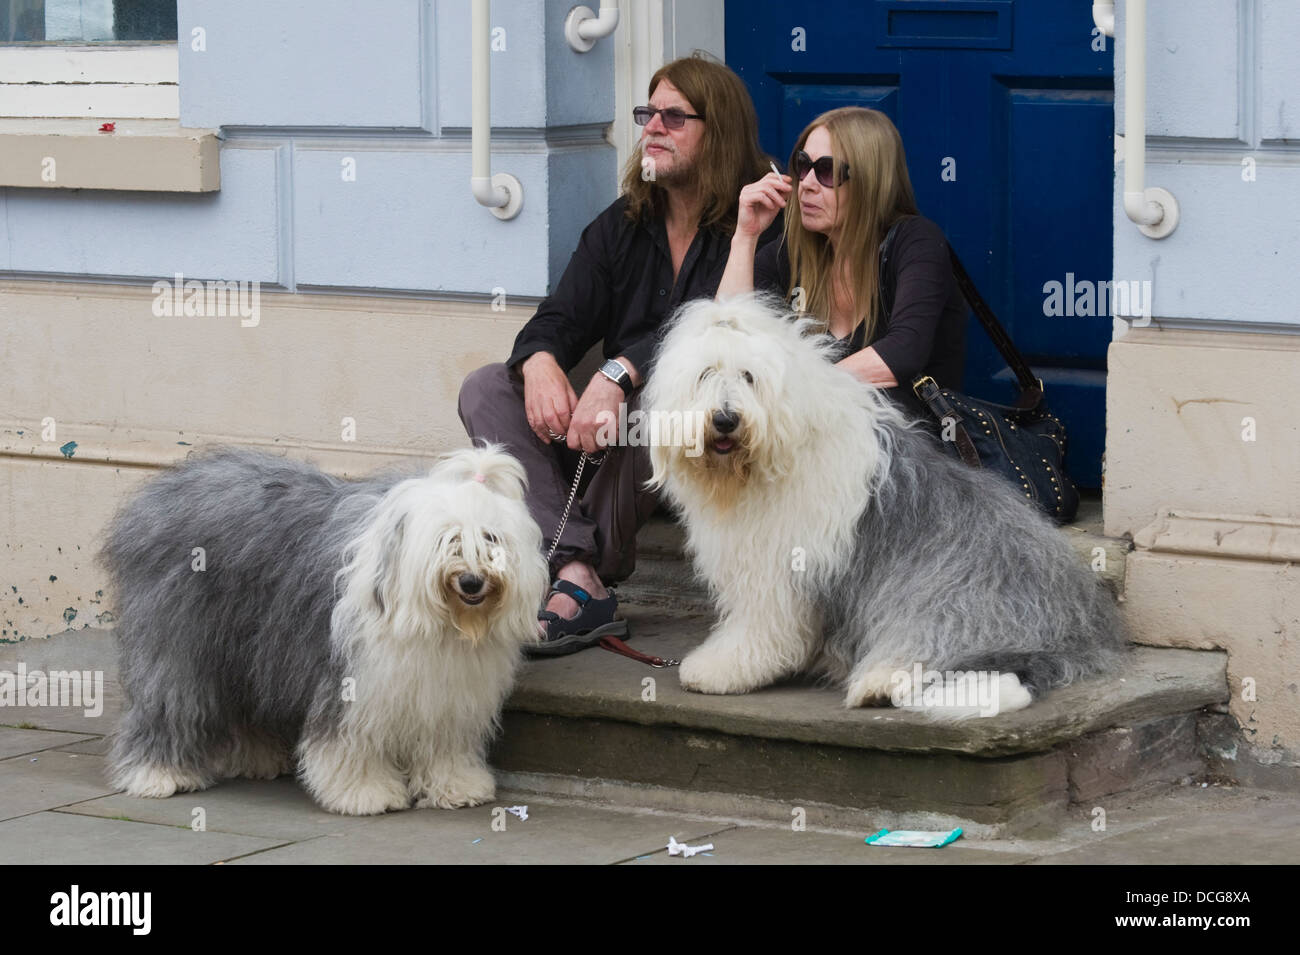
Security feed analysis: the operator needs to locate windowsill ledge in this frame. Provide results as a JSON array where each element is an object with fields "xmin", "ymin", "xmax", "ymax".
[{"xmin": 0, "ymin": 119, "xmax": 219, "ymax": 192}]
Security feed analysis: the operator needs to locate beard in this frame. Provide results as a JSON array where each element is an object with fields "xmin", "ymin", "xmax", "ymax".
[{"xmin": 643, "ymin": 141, "xmax": 699, "ymax": 189}]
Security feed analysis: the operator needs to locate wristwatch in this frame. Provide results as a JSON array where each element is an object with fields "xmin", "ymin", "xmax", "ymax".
[{"xmin": 599, "ymin": 358, "xmax": 634, "ymax": 397}]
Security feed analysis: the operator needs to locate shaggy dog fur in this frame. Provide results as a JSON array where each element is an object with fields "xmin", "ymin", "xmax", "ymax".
[
  {"xmin": 644, "ymin": 295, "xmax": 1127, "ymax": 717},
  {"xmin": 99, "ymin": 444, "xmax": 547, "ymax": 814}
]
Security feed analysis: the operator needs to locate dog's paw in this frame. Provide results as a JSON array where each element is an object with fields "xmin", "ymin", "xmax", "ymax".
[
  {"xmin": 843, "ymin": 664, "xmax": 906, "ymax": 709},
  {"xmin": 679, "ymin": 646, "xmax": 756, "ymax": 695},
  {"xmin": 117, "ymin": 764, "xmax": 210, "ymax": 798},
  {"xmin": 413, "ymin": 764, "xmax": 497, "ymax": 810},
  {"xmin": 316, "ymin": 775, "xmax": 411, "ymax": 816}
]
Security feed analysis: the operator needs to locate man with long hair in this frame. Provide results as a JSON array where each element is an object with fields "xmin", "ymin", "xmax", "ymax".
[{"xmin": 458, "ymin": 53, "xmax": 775, "ymax": 654}]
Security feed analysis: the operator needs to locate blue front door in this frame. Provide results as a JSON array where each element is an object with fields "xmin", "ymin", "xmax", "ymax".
[{"xmin": 727, "ymin": 0, "xmax": 1114, "ymax": 487}]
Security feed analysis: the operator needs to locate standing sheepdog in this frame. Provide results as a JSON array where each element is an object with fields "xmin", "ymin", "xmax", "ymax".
[
  {"xmin": 99, "ymin": 444, "xmax": 548, "ymax": 814},
  {"xmin": 644, "ymin": 295, "xmax": 1126, "ymax": 717}
]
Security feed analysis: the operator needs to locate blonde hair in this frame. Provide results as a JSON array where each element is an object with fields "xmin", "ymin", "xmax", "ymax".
[
  {"xmin": 620, "ymin": 52, "xmax": 770, "ymax": 233},
  {"xmin": 784, "ymin": 108, "xmax": 920, "ymax": 342}
]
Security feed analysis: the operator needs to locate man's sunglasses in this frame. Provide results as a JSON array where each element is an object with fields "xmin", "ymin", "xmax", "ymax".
[
  {"xmin": 792, "ymin": 149, "xmax": 850, "ymax": 188},
  {"xmin": 633, "ymin": 105, "xmax": 703, "ymax": 130}
]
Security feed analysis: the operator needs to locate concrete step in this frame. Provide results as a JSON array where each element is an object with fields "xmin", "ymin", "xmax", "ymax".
[
  {"xmin": 620, "ymin": 495, "xmax": 1129, "ymax": 612},
  {"xmin": 492, "ymin": 606, "xmax": 1228, "ymax": 837}
]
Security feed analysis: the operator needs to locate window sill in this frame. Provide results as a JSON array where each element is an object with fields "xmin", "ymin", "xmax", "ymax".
[{"xmin": 0, "ymin": 119, "xmax": 220, "ymax": 192}]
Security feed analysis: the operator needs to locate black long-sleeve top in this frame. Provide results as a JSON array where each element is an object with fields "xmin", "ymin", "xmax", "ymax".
[
  {"xmin": 754, "ymin": 215, "xmax": 967, "ymax": 416},
  {"xmin": 506, "ymin": 196, "xmax": 779, "ymax": 379}
]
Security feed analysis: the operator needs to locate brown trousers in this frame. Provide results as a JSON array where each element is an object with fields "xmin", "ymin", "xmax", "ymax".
[{"xmin": 457, "ymin": 363, "xmax": 662, "ymax": 584}]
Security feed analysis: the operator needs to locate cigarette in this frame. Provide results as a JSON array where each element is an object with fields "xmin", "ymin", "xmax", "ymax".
[{"xmin": 770, "ymin": 161, "xmax": 782, "ymax": 177}]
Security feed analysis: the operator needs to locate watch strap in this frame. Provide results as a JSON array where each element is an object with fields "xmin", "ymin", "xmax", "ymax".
[{"xmin": 600, "ymin": 359, "xmax": 634, "ymax": 397}]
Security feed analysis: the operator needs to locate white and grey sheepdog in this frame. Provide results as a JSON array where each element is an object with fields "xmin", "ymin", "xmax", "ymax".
[
  {"xmin": 645, "ymin": 294, "xmax": 1127, "ymax": 718},
  {"xmin": 99, "ymin": 444, "xmax": 547, "ymax": 814}
]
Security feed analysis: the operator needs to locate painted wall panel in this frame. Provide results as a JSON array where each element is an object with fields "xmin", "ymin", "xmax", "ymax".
[
  {"xmin": 1260, "ymin": 2, "xmax": 1300, "ymax": 143},
  {"xmin": 178, "ymin": 0, "xmax": 428, "ymax": 128},
  {"xmin": 291, "ymin": 147, "xmax": 551, "ymax": 294},
  {"xmin": 542, "ymin": 0, "xmax": 615, "ymax": 128},
  {"xmin": 1116, "ymin": 0, "xmax": 1239, "ymax": 141},
  {"xmin": 437, "ymin": 0, "xmax": 612, "ymax": 129},
  {"xmin": 546, "ymin": 143, "xmax": 618, "ymax": 291},
  {"xmin": 436, "ymin": 0, "xmax": 547, "ymax": 129},
  {"xmin": 3, "ymin": 147, "xmax": 280, "ymax": 281},
  {"xmin": 1112, "ymin": 159, "xmax": 1300, "ymax": 324}
]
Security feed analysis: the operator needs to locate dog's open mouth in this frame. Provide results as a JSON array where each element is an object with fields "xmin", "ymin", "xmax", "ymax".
[
  {"xmin": 711, "ymin": 437, "xmax": 735, "ymax": 455},
  {"xmin": 457, "ymin": 593, "xmax": 486, "ymax": 606}
]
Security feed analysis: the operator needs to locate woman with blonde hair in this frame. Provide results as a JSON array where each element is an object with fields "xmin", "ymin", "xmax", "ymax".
[{"xmin": 717, "ymin": 107, "xmax": 966, "ymax": 415}]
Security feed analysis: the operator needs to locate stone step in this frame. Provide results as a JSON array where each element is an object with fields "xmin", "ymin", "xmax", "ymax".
[
  {"xmin": 492, "ymin": 606, "xmax": 1227, "ymax": 836},
  {"xmin": 619, "ymin": 495, "xmax": 1129, "ymax": 611}
]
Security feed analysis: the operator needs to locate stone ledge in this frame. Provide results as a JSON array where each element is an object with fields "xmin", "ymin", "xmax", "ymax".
[
  {"xmin": 509, "ymin": 608, "xmax": 1228, "ymax": 758},
  {"xmin": 0, "ymin": 118, "xmax": 219, "ymax": 191},
  {"xmin": 1134, "ymin": 508, "xmax": 1300, "ymax": 564}
]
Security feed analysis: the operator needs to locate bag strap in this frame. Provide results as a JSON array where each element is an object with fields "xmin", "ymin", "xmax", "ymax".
[
  {"xmin": 912, "ymin": 376, "xmax": 982, "ymax": 468},
  {"xmin": 877, "ymin": 218, "xmax": 1042, "ymax": 410},
  {"xmin": 946, "ymin": 247, "xmax": 1042, "ymax": 408}
]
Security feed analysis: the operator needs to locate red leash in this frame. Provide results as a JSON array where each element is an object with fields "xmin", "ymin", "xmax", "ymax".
[{"xmin": 598, "ymin": 636, "xmax": 680, "ymax": 668}]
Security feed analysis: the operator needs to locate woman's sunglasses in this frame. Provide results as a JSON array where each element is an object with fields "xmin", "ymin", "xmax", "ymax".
[
  {"xmin": 633, "ymin": 105, "xmax": 703, "ymax": 130},
  {"xmin": 792, "ymin": 149, "xmax": 850, "ymax": 188}
]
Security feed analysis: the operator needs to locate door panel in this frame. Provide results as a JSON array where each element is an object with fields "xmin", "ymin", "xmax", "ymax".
[{"xmin": 727, "ymin": 0, "xmax": 1114, "ymax": 487}]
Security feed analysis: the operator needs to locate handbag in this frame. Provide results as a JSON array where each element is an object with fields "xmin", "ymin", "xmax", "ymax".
[{"xmin": 877, "ymin": 220, "xmax": 1080, "ymax": 524}]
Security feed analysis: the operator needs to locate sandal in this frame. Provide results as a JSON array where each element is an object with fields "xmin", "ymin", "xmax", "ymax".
[{"xmin": 528, "ymin": 579, "xmax": 630, "ymax": 657}]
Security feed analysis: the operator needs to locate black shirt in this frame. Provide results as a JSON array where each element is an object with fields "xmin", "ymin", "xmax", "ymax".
[
  {"xmin": 506, "ymin": 196, "xmax": 779, "ymax": 379},
  {"xmin": 753, "ymin": 215, "xmax": 967, "ymax": 417}
]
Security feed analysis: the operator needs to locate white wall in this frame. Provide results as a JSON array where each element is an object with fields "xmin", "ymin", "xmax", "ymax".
[{"xmin": 1112, "ymin": 0, "xmax": 1300, "ymax": 331}]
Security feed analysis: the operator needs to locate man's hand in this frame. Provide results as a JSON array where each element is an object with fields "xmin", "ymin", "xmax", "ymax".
[
  {"xmin": 521, "ymin": 351, "xmax": 578, "ymax": 444},
  {"xmin": 567, "ymin": 373, "xmax": 626, "ymax": 454}
]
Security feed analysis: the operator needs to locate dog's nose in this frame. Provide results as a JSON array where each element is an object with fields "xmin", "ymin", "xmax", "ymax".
[
  {"xmin": 712, "ymin": 409, "xmax": 740, "ymax": 434},
  {"xmin": 458, "ymin": 573, "xmax": 484, "ymax": 594}
]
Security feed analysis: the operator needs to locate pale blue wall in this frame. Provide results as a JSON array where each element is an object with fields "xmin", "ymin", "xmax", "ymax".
[
  {"xmin": 1113, "ymin": 0, "xmax": 1300, "ymax": 329},
  {"xmin": 0, "ymin": 0, "xmax": 616, "ymax": 299}
]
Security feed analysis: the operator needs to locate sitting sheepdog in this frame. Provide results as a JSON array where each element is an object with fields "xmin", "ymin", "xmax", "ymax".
[
  {"xmin": 100, "ymin": 444, "xmax": 548, "ymax": 814},
  {"xmin": 643, "ymin": 294, "xmax": 1126, "ymax": 717}
]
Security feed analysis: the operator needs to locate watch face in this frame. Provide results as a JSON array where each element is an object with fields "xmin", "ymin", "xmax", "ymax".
[{"xmin": 602, "ymin": 360, "xmax": 628, "ymax": 382}]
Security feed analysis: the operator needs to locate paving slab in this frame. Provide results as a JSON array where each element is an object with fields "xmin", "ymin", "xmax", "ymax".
[
  {"xmin": 622, "ymin": 825, "xmax": 1038, "ymax": 865},
  {"xmin": 0, "ymin": 681, "xmax": 122, "ymax": 733},
  {"xmin": 1031, "ymin": 797, "xmax": 1300, "ymax": 864},
  {"xmin": 0, "ymin": 809, "xmax": 283, "ymax": 865},
  {"xmin": 511, "ymin": 607, "xmax": 1228, "ymax": 756},
  {"xmin": 0, "ymin": 627, "xmax": 118, "ymax": 672},
  {"xmin": 0, "ymin": 628, "xmax": 122, "ymax": 732},
  {"xmin": 52, "ymin": 735, "xmax": 111, "ymax": 756},
  {"xmin": 228, "ymin": 794, "xmax": 736, "ymax": 865},
  {"xmin": 0, "ymin": 750, "xmax": 117, "ymax": 821},
  {"xmin": 65, "ymin": 776, "xmax": 390, "ymax": 842},
  {"xmin": 0, "ymin": 727, "xmax": 96, "ymax": 760}
]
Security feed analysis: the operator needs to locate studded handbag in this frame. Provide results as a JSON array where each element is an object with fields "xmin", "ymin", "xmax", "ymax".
[{"xmin": 878, "ymin": 221, "xmax": 1081, "ymax": 524}]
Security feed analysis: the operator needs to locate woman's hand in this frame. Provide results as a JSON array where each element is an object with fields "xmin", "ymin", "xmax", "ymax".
[
  {"xmin": 521, "ymin": 351, "xmax": 579, "ymax": 444},
  {"xmin": 718, "ymin": 172, "xmax": 791, "ymax": 300},
  {"xmin": 735, "ymin": 171, "xmax": 792, "ymax": 241}
]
